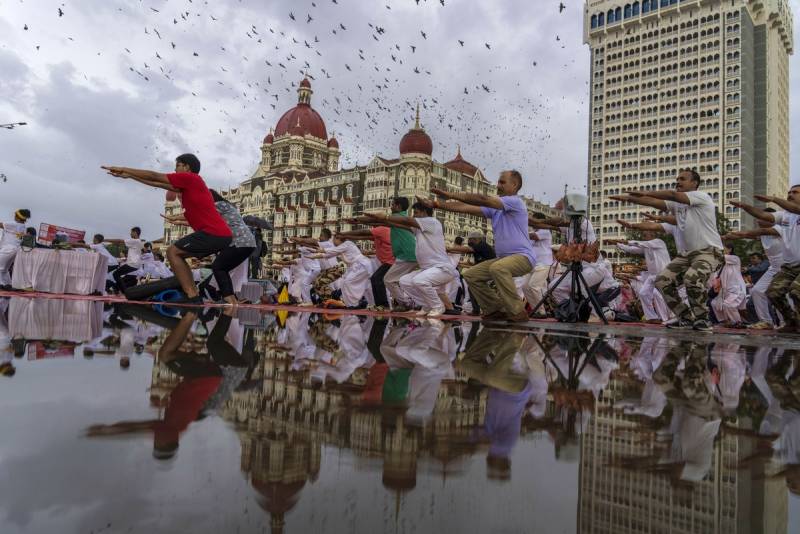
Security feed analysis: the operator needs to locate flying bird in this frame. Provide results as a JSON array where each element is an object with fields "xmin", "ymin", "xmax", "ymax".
[
  {"xmin": 58, "ymin": 8, "xmax": 64, "ymax": 17},
  {"xmin": 289, "ymin": 12, "xmax": 295, "ymax": 20},
  {"xmin": 559, "ymin": 2, "xmax": 566, "ymax": 13}
]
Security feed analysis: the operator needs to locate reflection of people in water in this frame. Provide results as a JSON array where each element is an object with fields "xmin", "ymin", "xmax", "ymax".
[
  {"xmin": 0, "ymin": 298, "xmax": 15, "ymax": 376},
  {"xmin": 84, "ymin": 310, "xmax": 250, "ymax": 459},
  {"xmin": 631, "ymin": 341, "xmax": 724, "ymax": 485},
  {"xmin": 459, "ymin": 327, "xmax": 531, "ymax": 479}
]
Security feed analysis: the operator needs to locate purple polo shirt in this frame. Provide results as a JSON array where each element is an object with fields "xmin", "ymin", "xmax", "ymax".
[{"xmin": 480, "ymin": 195, "xmax": 537, "ymax": 268}]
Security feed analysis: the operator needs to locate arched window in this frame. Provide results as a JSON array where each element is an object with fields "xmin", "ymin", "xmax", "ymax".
[
  {"xmin": 591, "ymin": 14, "xmax": 598, "ymax": 28},
  {"xmin": 624, "ymin": 4, "xmax": 632, "ymax": 18},
  {"xmin": 615, "ymin": 7, "xmax": 622, "ymax": 20},
  {"xmin": 607, "ymin": 9, "xmax": 615, "ymax": 23},
  {"xmin": 598, "ymin": 12, "xmax": 604, "ymax": 25},
  {"xmin": 632, "ymin": 1, "xmax": 640, "ymax": 15},
  {"xmin": 346, "ymin": 184, "xmax": 353, "ymax": 198},
  {"xmin": 331, "ymin": 187, "xmax": 338, "ymax": 200}
]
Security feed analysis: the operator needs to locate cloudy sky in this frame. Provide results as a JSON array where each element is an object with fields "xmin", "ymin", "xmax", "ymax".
[{"xmin": 0, "ymin": 0, "xmax": 798, "ymax": 240}]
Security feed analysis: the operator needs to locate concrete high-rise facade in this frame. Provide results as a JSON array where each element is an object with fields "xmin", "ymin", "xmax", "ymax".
[{"xmin": 583, "ymin": 0, "xmax": 793, "ymax": 260}]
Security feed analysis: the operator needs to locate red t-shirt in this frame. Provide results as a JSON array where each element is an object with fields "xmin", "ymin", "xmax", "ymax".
[
  {"xmin": 167, "ymin": 172, "xmax": 232, "ymax": 237},
  {"xmin": 371, "ymin": 226, "xmax": 395, "ymax": 265}
]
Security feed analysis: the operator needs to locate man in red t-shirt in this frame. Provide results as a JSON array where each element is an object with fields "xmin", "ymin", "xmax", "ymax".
[
  {"xmin": 336, "ymin": 225, "xmax": 395, "ymax": 308},
  {"xmin": 102, "ymin": 154, "xmax": 232, "ymax": 304}
]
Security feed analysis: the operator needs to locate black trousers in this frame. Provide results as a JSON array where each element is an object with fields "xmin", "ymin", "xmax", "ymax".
[
  {"xmin": 370, "ymin": 263, "xmax": 392, "ymax": 307},
  {"xmin": 112, "ymin": 264, "xmax": 138, "ymax": 291},
  {"xmin": 212, "ymin": 247, "xmax": 255, "ymax": 298}
]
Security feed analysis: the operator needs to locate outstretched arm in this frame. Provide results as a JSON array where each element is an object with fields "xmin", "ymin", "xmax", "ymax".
[
  {"xmin": 617, "ymin": 219, "xmax": 665, "ymax": 233},
  {"xmin": 422, "ymin": 196, "xmax": 483, "ymax": 217},
  {"xmin": 362, "ymin": 212, "xmax": 420, "ymax": 229},
  {"xmin": 728, "ymin": 201, "xmax": 776, "ymax": 223},
  {"xmin": 723, "ymin": 228, "xmax": 780, "ymax": 240},
  {"xmin": 102, "ymin": 166, "xmax": 178, "ymax": 192},
  {"xmin": 430, "ymin": 187, "xmax": 503, "ymax": 210},
  {"xmin": 631, "ymin": 189, "xmax": 690, "ymax": 205},
  {"xmin": 447, "ymin": 245, "xmax": 474, "ymax": 254},
  {"xmin": 609, "ymin": 194, "xmax": 669, "ymax": 211},
  {"xmin": 754, "ymin": 194, "xmax": 800, "ymax": 215},
  {"xmin": 642, "ymin": 213, "xmax": 677, "ymax": 225}
]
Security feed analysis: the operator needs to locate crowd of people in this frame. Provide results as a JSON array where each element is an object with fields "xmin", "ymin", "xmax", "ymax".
[
  {"xmin": 1, "ymin": 160, "xmax": 799, "ymax": 333},
  {"xmin": 269, "ymin": 168, "xmax": 800, "ymax": 333}
]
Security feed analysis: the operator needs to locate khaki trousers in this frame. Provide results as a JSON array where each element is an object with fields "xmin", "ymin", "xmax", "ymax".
[{"xmin": 462, "ymin": 254, "xmax": 533, "ymax": 316}]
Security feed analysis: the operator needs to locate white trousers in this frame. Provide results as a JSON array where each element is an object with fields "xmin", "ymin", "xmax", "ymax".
[
  {"xmin": 340, "ymin": 260, "xmax": 372, "ymax": 307},
  {"xmin": 711, "ymin": 296, "xmax": 743, "ymax": 324},
  {"xmin": 638, "ymin": 274, "xmax": 672, "ymax": 322},
  {"xmin": 522, "ymin": 264, "xmax": 550, "ymax": 308},
  {"xmin": 751, "ymin": 267, "xmax": 779, "ymax": 324},
  {"xmin": 290, "ymin": 268, "xmax": 321, "ymax": 302},
  {"xmin": 0, "ymin": 246, "xmax": 19, "ymax": 286},
  {"xmin": 399, "ymin": 265, "xmax": 456, "ymax": 311},
  {"xmin": 384, "ymin": 260, "xmax": 419, "ymax": 305}
]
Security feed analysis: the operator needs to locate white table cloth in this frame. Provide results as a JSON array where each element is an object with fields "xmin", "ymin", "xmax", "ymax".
[
  {"xmin": 9, "ymin": 297, "xmax": 103, "ymax": 342},
  {"xmin": 11, "ymin": 248, "xmax": 108, "ymax": 295}
]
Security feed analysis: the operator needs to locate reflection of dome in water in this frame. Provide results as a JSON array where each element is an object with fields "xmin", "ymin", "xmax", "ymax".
[{"xmin": 252, "ymin": 478, "xmax": 307, "ymax": 534}]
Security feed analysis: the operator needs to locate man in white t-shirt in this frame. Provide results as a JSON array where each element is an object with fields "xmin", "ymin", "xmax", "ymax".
[
  {"xmin": 106, "ymin": 226, "xmax": 146, "ymax": 291},
  {"xmin": 363, "ymin": 201, "xmax": 457, "ymax": 317},
  {"xmin": 731, "ymin": 184, "xmax": 800, "ymax": 332},
  {"xmin": 522, "ymin": 228, "xmax": 553, "ymax": 314},
  {"xmin": 611, "ymin": 169, "xmax": 723, "ymax": 332},
  {"xmin": 607, "ymin": 229, "xmax": 672, "ymax": 323},
  {"xmin": 0, "ymin": 208, "xmax": 31, "ymax": 289}
]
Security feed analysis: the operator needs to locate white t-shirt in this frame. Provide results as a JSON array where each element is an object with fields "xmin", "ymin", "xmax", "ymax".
[
  {"xmin": 318, "ymin": 240, "xmax": 339, "ymax": 269},
  {"xmin": 413, "ymin": 217, "xmax": 452, "ymax": 270},
  {"xmin": 761, "ymin": 233, "xmax": 784, "ymax": 270},
  {"xmin": 448, "ymin": 252, "xmax": 462, "ymax": 269},
  {"xmin": 124, "ymin": 239, "xmax": 145, "ymax": 268},
  {"xmin": 0, "ymin": 222, "xmax": 25, "ymax": 249},
  {"xmin": 90, "ymin": 243, "xmax": 118, "ymax": 266},
  {"xmin": 532, "ymin": 229, "xmax": 554, "ymax": 265},
  {"xmin": 773, "ymin": 211, "xmax": 800, "ymax": 265},
  {"xmin": 665, "ymin": 191, "xmax": 723, "ymax": 253},
  {"xmin": 324, "ymin": 240, "xmax": 366, "ymax": 266},
  {"xmin": 617, "ymin": 238, "xmax": 670, "ymax": 276},
  {"xmin": 660, "ymin": 223, "xmax": 686, "ymax": 255},
  {"xmin": 559, "ymin": 217, "xmax": 596, "ymax": 244}
]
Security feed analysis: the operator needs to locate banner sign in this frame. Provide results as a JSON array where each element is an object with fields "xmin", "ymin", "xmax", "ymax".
[{"xmin": 37, "ymin": 223, "xmax": 85, "ymax": 246}]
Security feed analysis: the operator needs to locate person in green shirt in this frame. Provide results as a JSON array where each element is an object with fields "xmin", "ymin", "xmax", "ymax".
[{"xmin": 356, "ymin": 197, "xmax": 418, "ymax": 311}]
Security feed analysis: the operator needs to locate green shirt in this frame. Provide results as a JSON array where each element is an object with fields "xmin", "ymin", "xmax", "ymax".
[{"xmin": 390, "ymin": 209, "xmax": 417, "ymax": 262}]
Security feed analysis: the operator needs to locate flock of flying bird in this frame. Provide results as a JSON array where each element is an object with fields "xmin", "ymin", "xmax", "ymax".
[{"xmin": 16, "ymin": 0, "xmax": 586, "ymax": 191}]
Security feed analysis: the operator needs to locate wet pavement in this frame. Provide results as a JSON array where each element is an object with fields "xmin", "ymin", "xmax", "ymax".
[{"xmin": 1, "ymin": 296, "xmax": 799, "ymax": 534}]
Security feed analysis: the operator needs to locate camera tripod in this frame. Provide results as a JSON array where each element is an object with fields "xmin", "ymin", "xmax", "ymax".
[{"xmin": 530, "ymin": 216, "xmax": 608, "ymax": 325}]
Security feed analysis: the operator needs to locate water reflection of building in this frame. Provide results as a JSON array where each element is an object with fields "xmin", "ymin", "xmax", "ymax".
[
  {"xmin": 577, "ymin": 374, "xmax": 788, "ymax": 534},
  {"xmin": 217, "ymin": 337, "xmax": 489, "ymax": 532}
]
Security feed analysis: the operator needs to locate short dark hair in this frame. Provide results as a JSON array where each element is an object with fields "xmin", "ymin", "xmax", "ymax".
[
  {"xmin": 454, "ymin": 236, "xmax": 464, "ymax": 245},
  {"xmin": 504, "ymin": 170, "xmax": 523, "ymax": 192},
  {"xmin": 93, "ymin": 233, "xmax": 104, "ymax": 243},
  {"xmin": 176, "ymin": 153, "xmax": 201, "ymax": 173},
  {"xmin": 131, "ymin": 226, "xmax": 141, "ymax": 236},
  {"xmin": 320, "ymin": 228, "xmax": 332, "ymax": 240},
  {"xmin": 209, "ymin": 189, "xmax": 224, "ymax": 202},
  {"xmin": 680, "ymin": 168, "xmax": 701, "ymax": 184},
  {"xmin": 393, "ymin": 197, "xmax": 410, "ymax": 211},
  {"xmin": 26, "ymin": 227, "xmax": 36, "ymax": 236},
  {"xmin": 750, "ymin": 252, "xmax": 764, "ymax": 259},
  {"xmin": 411, "ymin": 201, "xmax": 433, "ymax": 216}
]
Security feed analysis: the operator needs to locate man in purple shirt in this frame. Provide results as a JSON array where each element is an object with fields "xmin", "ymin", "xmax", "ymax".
[{"xmin": 428, "ymin": 169, "xmax": 536, "ymax": 321}]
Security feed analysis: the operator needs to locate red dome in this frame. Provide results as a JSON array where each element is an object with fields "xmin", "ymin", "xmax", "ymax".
[
  {"xmin": 274, "ymin": 104, "xmax": 327, "ymax": 140},
  {"xmin": 327, "ymin": 136, "xmax": 339, "ymax": 149},
  {"xmin": 444, "ymin": 146, "xmax": 478, "ymax": 175},
  {"xmin": 299, "ymin": 77, "xmax": 312, "ymax": 88},
  {"xmin": 399, "ymin": 129, "xmax": 432, "ymax": 156},
  {"xmin": 263, "ymin": 132, "xmax": 274, "ymax": 144}
]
